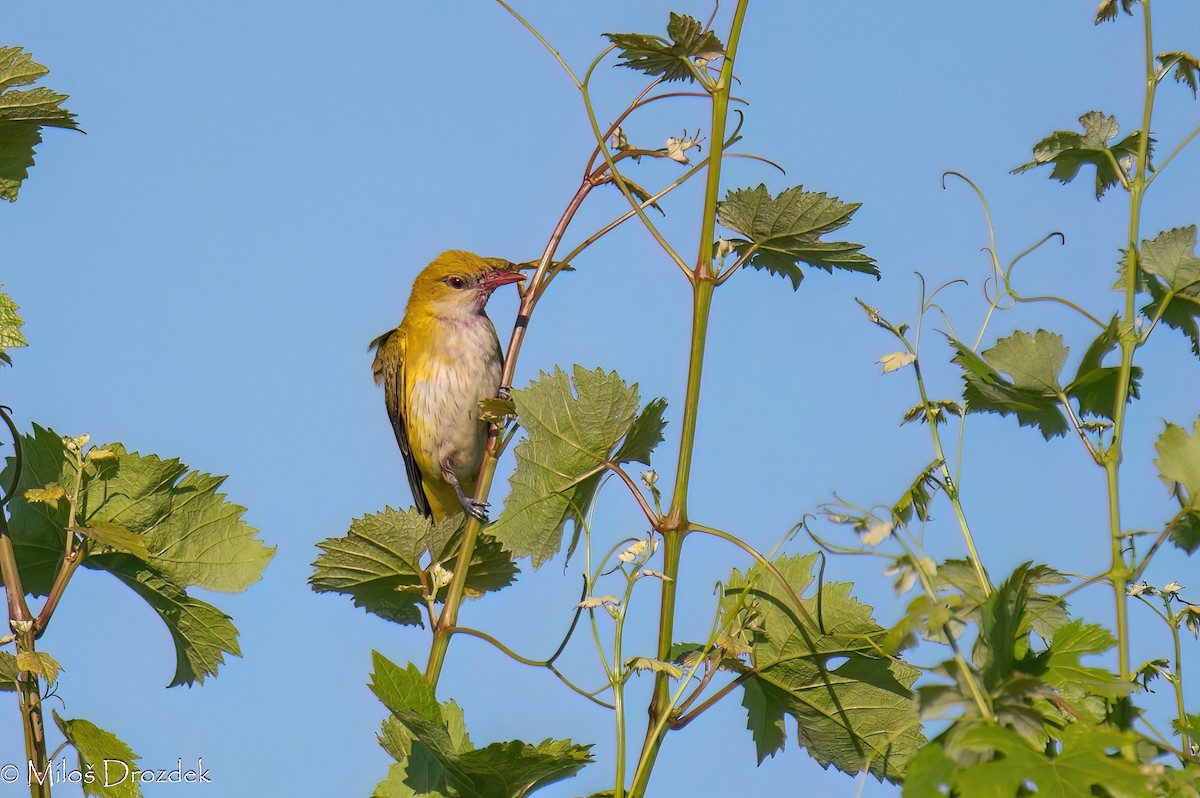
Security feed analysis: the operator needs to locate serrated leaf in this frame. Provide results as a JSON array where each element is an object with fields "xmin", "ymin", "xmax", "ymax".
[
  {"xmin": 900, "ymin": 399, "xmax": 961, "ymax": 426},
  {"xmin": 900, "ymin": 739, "xmax": 960, "ymax": 798},
  {"xmin": 0, "ymin": 284, "xmax": 27, "ymax": 363},
  {"xmin": 455, "ymin": 740, "xmax": 594, "ymax": 798},
  {"xmin": 16, "ymin": 650, "xmax": 61, "ymax": 681},
  {"xmin": 24, "ymin": 483, "xmax": 65, "ymax": 503},
  {"xmin": 0, "ymin": 47, "xmax": 80, "ymax": 201},
  {"xmin": 137, "ymin": 469, "xmax": 274, "ymax": 592},
  {"xmin": 878, "ymin": 352, "xmax": 916, "ymax": 373},
  {"xmin": 490, "ymin": 366, "xmax": 661, "ymax": 569},
  {"xmin": 1167, "ymin": 509, "xmax": 1200, "ymax": 555},
  {"xmin": 892, "ymin": 460, "xmax": 942, "ymax": 527},
  {"xmin": 955, "ymin": 724, "xmax": 1147, "ymax": 798},
  {"xmin": 934, "ymin": 560, "xmax": 1069, "ymax": 641},
  {"xmin": 987, "ymin": 329, "xmax": 1068, "ymax": 392},
  {"xmin": 1142, "ymin": 226, "xmax": 1200, "ymax": 291},
  {"xmin": 311, "ymin": 507, "xmax": 518, "ymax": 626},
  {"xmin": 0, "ymin": 650, "xmax": 16, "ymax": 691},
  {"xmin": 949, "ymin": 335, "xmax": 1069, "ymax": 440},
  {"xmin": 604, "ymin": 13, "xmax": 725, "ymax": 83},
  {"xmin": 1065, "ymin": 315, "xmax": 1142, "ymax": 418},
  {"xmin": 89, "ymin": 553, "xmax": 241, "ymax": 687},
  {"xmin": 2, "ymin": 425, "xmax": 79, "ymax": 594},
  {"xmin": 1095, "ymin": 0, "xmax": 1139, "ymax": 24},
  {"xmin": 53, "ymin": 711, "xmax": 142, "ymax": 798},
  {"xmin": 1012, "ymin": 111, "xmax": 1149, "ymax": 198},
  {"xmin": 1159, "ymin": 51, "xmax": 1200, "ymax": 98},
  {"xmin": 1, "ymin": 426, "xmax": 272, "ymax": 592},
  {"xmin": 1155, "ymin": 418, "xmax": 1200, "ymax": 555},
  {"xmin": 75, "ymin": 520, "xmax": 150, "ymax": 561},
  {"xmin": 1155, "ymin": 417, "xmax": 1200, "ymax": 499},
  {"xmin": 1042, "ymin": 620, "xmax": 1129, "ymax": 698},
  {"xmin": 716, "ymin": 184, "xmax": 877, "ymax": 289},
  {"xmin": 624, "ymin": 657, "xmax": 683, "ymax": 678},
  {"xmin": 611, "ymin": 396, "xmax": 668, "ymax": 466},
  {"xmin": 479, "ymin": 396, "xmax": 516, "ymax": 424},
  {"xmin": 73, "ymin": 447, "xmax": 275, "ymax": 592},
  {"xmin": 725, "ymin": 553, "xmax": 923, "ymax": 782},
  {"xmin": 1174, "ymin": 712, "xmax": 1200, "ymax": 742},
  {"xmin": 1140, "ymin": 226, "xmax": 1200, "ymax": 357},
  {"xmin": 370, "ymin": 653, "xmax": 593, "ymax": 798},
  {"xmin": 373, "ymin": 761, "xmax": 451, "ymax": 798},
  {"xmin": 0, "ymin": 428, "xmax": 261, "ymax": 686}
]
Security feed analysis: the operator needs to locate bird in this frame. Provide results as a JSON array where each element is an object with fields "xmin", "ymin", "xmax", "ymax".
[{"xmin": 370, "ymin": 251, "xmax": 524, "ymax": 522}]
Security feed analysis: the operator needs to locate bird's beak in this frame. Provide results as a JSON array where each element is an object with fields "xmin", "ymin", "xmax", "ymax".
[{"xmin": 480, "ymin": 269, "xmax": 526, "ymax": 292}]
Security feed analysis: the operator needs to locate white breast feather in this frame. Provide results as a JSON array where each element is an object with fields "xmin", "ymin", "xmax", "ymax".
[{"xmin": 408, "ymin": 316, "xmax": 501, "ymax": 478}]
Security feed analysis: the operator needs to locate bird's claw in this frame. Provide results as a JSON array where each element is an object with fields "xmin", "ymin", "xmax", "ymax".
[
  {"xmin": 463, "ymin": 498, "xmax": 490, "ymax": 523},
  {"xmin": 497, "ymin": 385, "xmax": 512, "ymax": 401}
]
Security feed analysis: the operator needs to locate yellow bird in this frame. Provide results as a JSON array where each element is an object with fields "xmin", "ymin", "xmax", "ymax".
[{"xmin": 370, "ymin": 251, "xmax": 524, "ymax": 521}]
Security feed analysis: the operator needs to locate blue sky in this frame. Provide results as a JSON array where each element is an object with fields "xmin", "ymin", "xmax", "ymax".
[{"xmin": 3, "ymin": 1, "xmax": 1200, "ymax": 796}]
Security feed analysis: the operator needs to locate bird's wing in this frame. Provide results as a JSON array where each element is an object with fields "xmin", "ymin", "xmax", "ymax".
[{"xmin": 370, "ymin": 328, "xmax": 433, "ymax": 519}]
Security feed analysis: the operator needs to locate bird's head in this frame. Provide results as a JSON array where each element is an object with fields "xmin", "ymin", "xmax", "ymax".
[{"xmin": 408, "ymin": 250, "xmax": 525, "ymax": 318}]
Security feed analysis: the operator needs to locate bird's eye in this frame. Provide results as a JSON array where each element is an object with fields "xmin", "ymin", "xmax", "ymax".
[{"xmin": 446, "ymin": 276, "xmax": 467, "ymax": 289}]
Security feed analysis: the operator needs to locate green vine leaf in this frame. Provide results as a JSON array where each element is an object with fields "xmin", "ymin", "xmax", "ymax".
[
  {"xmin": 0, "ymin": 284, "xmax": 27, "ymax": 365},
  {"xmin": 1158, "ymin": 51, "xmax": 1200, "ymax": 97},
  {"xmin": 1, "ymin": 427, "xmax": 275, "ymax": 594},
  {"xmin": 900, "ymin": 400, "xmax": 961, "ymax": 426},
  {"xmin": 611, "ymin": 396, "xmax": 668, "ymax": 466},
  {"xmin": 369, "ymin": 653, "xmax": 593, "ymax": 798},
  {"xmin": 16, "ymin": 650, "xmax": 61, "ymax": 682},
  {"xmin": 604, "ymin": 13, "xmax": 725, "ymax": 83},
  {"xmin": 624, "ymin": 656, "xmax": 683, "ymax": 679},
  {"xmin": 949, "ymin": 332, "xmax": 1070, "ymax": 440},
  {"xmin": 0, "ymin": 46, "xmax": 81, "ymax": 202},
  {"xmin": 490, "ymin": 366, "xmax": 666, "ymax": 569},
  {"xmin": 716, "ymin": 184, "xmax": 877, "ymax": 289},
  {"xmin": 892, "ymin": 460, "xmax": 942, "ymax": 527},
  {"xmin": 954, "ymin": 724, "xmax": 1145, "ymax": 797},
  {"xmin": 0, "ymin": 650, "xmax": 16, "ymax": 691},
  {"xmin": 934, "ymin": 560, "xmax": 1069, "ymax": 642},
  {"xmin": 1042, "ymin": 620, "xmax": 1130, "ymax": 699},
  {"xmin": 1012, "ymin": 111, "xmax": 1149, "ymax": 199},
  {"xmin": 91, "ymin": 552, "xmax": 242, "ymax": 687},
  {"xmin": 1064, "ymin": 315, "xmax": 1143, "ymax": 419},
  {"xmin": 724, "ymin": 553, "xmax": 923, "ymax": 783},
  {"xmin": 53, "ymin": 711, "xmax": 143, "ymax": 798},
  {"xmin": 310, "ymin": 508, "xmax": 517, "ymax": 626},
  {"xmin": 1154, "ymin": 417, "xmax": 1200, "ymax": 554},
  {"xmin": 1095, "ymin": 0, "xmax": 1139, "ymax": 24},
  {"xmin": 1139, "ymin": 226, "xmax": 1200, "ymax": 357},
  {"xmin": 0, "ymin": 426, "xmax": 273, "ymax": 686}
]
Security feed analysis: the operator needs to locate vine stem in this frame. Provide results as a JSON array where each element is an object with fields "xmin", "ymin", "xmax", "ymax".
[
  {"xmin": 1165, "ymin": 599, "xmax": 1190, "ymax": 759},
  {"xmin": 1104, "ymin": 0, "xmax": 1160, "ymax": 686},
  {"xmin": 629, "ymin": 3, "xmax": 750, "ymax": 795},
  {"xmin": 901, "ymin": 340, "xmax": 991, "ymax": 596},
  {"xmin": 425, "ymin": 176, "xmax": 595, "ymax": 686},
  {"xmin": 0, "ymin": 412, "xmax": 50, "ymax": 798}
]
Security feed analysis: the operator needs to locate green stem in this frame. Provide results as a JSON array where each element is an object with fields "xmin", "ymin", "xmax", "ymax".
[
  {"xmin": 2, "ymin": 517, "xmax": 49, "ymax": 798},
  {"xmin": 911, "ymin": 359, "xmax": 991, "ymax": 596},
  {"xmin": 425, "ymin": 179, "xmax": 595, "ymax": 687},
  {"xmin": 1105, "ymin": 0, "xmax": 1158, "ymax": 686},
  {"xmin": 1167, "ymin": 602, "xmax": 1190, "ymax": 759},
  {"xmin": 611, "ymin": 569, "xmax": 639, "ymax": 798},
  {"xmin": 630, "ymin": 6, "xmax": 750, "ymax": 797}
]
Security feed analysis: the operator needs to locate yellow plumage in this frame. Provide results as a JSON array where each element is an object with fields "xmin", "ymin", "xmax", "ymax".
[{"xmin": 370, "ymin": 251, "xmax": 523, "ymax": 521}]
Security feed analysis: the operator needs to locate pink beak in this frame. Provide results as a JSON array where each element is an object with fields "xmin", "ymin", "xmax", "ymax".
[{"xmin": 480, "ymin": 269, "xmax": 525, "ymax": 292}]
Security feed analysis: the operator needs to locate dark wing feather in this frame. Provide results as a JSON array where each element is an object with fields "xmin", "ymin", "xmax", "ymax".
[{"xmin": 370, "ymin": 328, "xmax": 433, "ymax": 518}]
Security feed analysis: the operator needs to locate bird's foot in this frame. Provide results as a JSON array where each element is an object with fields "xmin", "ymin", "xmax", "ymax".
[
  {"xmin": 445, "ymin": 466, "xmax": 491, "ymax": 523},
  {"xmin": 461, "ymin": 497, "xmax": 490, "ymax": 523}
]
